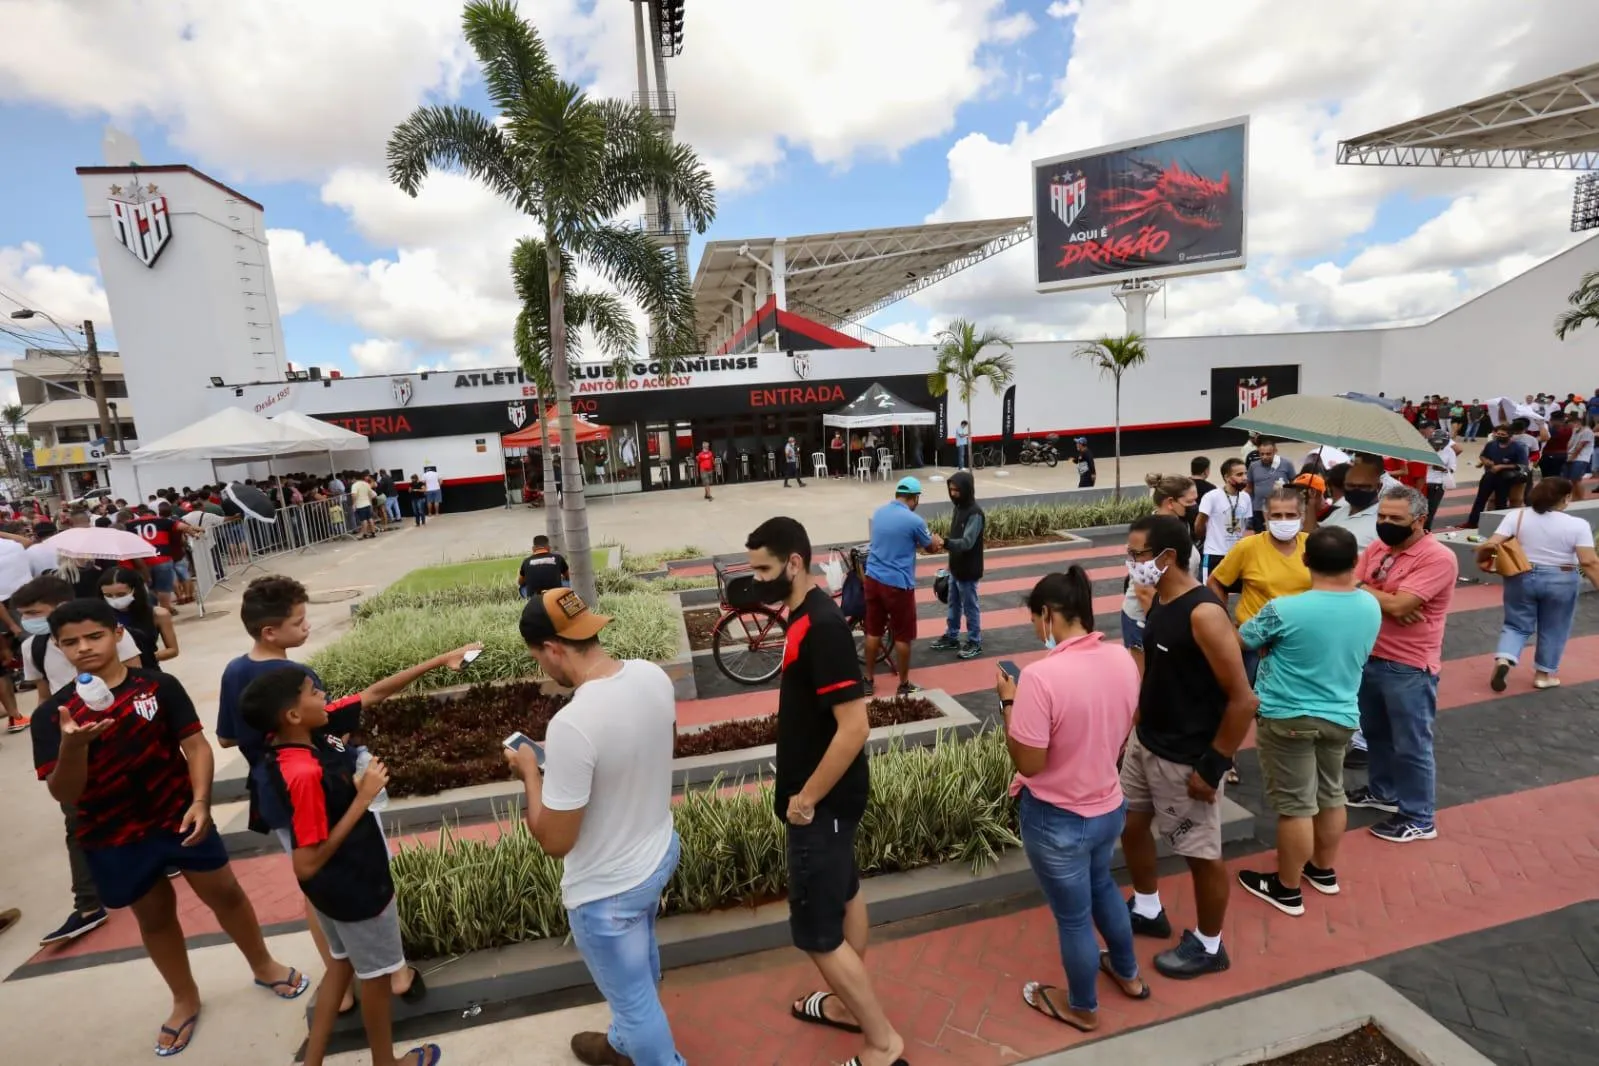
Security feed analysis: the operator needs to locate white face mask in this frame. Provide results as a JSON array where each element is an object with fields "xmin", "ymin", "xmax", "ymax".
[
  {"xmin": 1267, "ymin": 518, "xmax": 1303, "ymax": 542},
  {"xmin": 1126, "ymin": 555, "xmax": 1168, "ymax": 588},
  {"xmin": 104, "ymin": 594, "xmax": 135, "ymax": 611}
]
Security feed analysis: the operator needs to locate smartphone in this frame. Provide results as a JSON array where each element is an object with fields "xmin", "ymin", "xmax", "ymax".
[
  {"xmin": 998, "ymin": 660, "xmax": 1021, "ymax": 682},
  {"xmin": 502, "ymin": 731, "xmax": 545, "ymax": 767},
  {"xmin": 462, "ymin": 648, "xmax": 483, "ymax": 665}
]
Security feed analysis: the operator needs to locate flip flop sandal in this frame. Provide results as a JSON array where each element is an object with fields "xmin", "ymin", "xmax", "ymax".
[
  {"xmin": 400, "ymin": 966, "xmax": 428, "ymax": 1005},
  {"xmin": 255, "ymin": 967, "xmax": 310, "ymax": 999},
  {"xmin": 402, "ymin": 1044, "xmax": 443, "ymax": 1066},
  {"xmin": 838, "ymin": 1059, "xmax": 909, "ymax": 1066},
  {"xmin": 1021, "ymin": 981, "xmax": 1096, "ymax": 1032},
  {"xmin": 1098, "ymin": 951, "xmax": 1151, "ymax": 1000},
  {"xmin": 0, "ymin": 907, "xmax": 20, "ymax": 936},
  {"xmin": 792, "ymin": 991, "xmax": 863, "ymax": 1033},
  {"xmin": 154, "ymin": 1012, "xmax": 199, "ymax": 1057}
]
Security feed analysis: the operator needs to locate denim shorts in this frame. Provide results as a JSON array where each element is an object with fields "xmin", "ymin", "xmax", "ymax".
[
  {"xmin": 425, "ymin": 489, "xmax": 442, "ymax": 505},
  {"xmin": 85, "ymin": 827, "xmax": 230, "ymax": 909},
  {"xmin": 147, "ymin": 561, "xmax": 177, "ymax": 594},
  {"xmin": 1563, "ymin": 460, "xmax": 1591, "ymax": 481},
  {"xmin": 1119, "ymin": 609, "xmax": 1145, "ymax": 650},
  {"xmin": 786, "ymin": 815, "xmax": 860, "ymax": 954},
  {"xmin": 354, "ymin": 506, "xmax": 374, "ymax": 524}
]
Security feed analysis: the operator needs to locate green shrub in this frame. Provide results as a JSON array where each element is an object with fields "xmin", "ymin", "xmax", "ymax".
[
  {"xmin": 309, "ymin": 592, "xmax": 680, "ymax": 696},
  {"xmin": 390, "ymin": 728, "xmax": 1020, "ymax": 958},
  {"xmin": 620, "ymin": 544, "xmax": 704, "ymax": 574},
  {"xmin": 927, "ymin": 497, "xmax": 1153, "ymax": 541}
]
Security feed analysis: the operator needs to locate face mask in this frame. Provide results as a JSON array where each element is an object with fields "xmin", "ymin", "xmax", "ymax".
[
  {"xmin": 1126, "ymin": 554, "xmax": 1168, "ymax": 588},
  {"xmin": 1376, "ymin": 522, "xmax": 1413, "ymax": 548},
  {"xmin": 1343, "ymin": 487, "xmax": 1378, "ymax": 511},
  {"xmin": 20, "ymin": 617, "xmax": 50, "ymax": 636},
  {"xmin": 1268, "ymin": 518, "xmax": 1302, "ymax": 541},
  {"xmin": 1183, "ymin": 503, "xmax": 1199, "ymax": 521},
  {"xmin": 105, "ymin": 594, "xmax": 135, "ymax": 611},
  {"xmin": 748, "ymin": 565, "xmax": 795, "ymax": 604},
  {"xmin": 1040, "ymin": 609, "xmax": 1056, "ymax": 650}
]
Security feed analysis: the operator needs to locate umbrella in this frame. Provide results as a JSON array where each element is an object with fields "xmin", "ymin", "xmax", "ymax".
[
  {"xmin": 502, "ymin": 408, "xmax": 610, "ymax": 448},
  {"xmin": 1486, "ymin": 396, "xmax": 1544, "ymax": 429},
  {"xmin": 46, "ymin": 526, "xmax": 159, "ymax": 561},
  {"xmin": 1226, "ymin": 395, "xmax": 1444, "ymax": 467},
  {"xmin": 223, "ymin": 482, "xmax": 277, "ymax": 524},
  {"xmin": 1335, "ymin": 392, "xmax": 1402, "ymax": 412}
]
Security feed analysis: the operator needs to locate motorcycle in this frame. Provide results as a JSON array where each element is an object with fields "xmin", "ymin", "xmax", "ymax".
[{"xmin": 1018, "ymin": 435, "xmax": 1060, "ymax": 468}]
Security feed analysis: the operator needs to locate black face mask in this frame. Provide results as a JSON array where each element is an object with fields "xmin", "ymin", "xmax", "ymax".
[
  {"xmin": 1343, "ymin": 487, "xmax": 1378, "ymax": 511},
  {"xmin": 1375, "ymin": 521, "xmax": 1413, "ymax": 548},
  {"xmin": 1183, "ymin": 503, "xmax": 1200, "ymax": 522},
  {"xmin": 749, "ymin": 566, "xmax": 795, "ymax": 604}
]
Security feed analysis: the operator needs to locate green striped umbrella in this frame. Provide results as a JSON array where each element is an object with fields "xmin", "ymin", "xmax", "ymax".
[{"xmin": 1225, "ymin": 394, "xmax": 1444, "ymax": 467}]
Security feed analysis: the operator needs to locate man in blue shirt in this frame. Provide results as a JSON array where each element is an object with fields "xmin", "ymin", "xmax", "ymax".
[
  {"xmin": 863, "ymin": 477, "xmax": 942, "ymax": 696},
  {"xmin": 955, "ymin": 421, "xmax": 970, "ymax": 469},
  {"xmin": 1465, "ymin": 424, "xmax": 1529, "ymax": 528}
]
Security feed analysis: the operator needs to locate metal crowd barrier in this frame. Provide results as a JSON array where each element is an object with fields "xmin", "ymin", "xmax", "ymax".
[{"xmin": 192, "ymin": 494, "xmax": 358, "ymax": 608}]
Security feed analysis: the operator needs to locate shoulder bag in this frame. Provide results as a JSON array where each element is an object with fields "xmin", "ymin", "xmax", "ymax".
[{"xmin": 1492, "ymin": 509, "xmax": 1532, "ymax": 579}]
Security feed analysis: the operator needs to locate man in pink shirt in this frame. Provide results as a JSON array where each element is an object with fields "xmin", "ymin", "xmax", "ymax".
[{"xmin": 1346, "ymin": 485, "xmax": 1458, "ymax": 843}]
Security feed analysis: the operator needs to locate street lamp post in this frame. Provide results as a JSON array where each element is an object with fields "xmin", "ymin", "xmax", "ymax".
[{"xmin": 8, "ymin": 310, "xmax": 112, "ymax": 442}]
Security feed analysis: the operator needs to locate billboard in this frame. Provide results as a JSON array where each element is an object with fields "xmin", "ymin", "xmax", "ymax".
[{"xmin": 1033, "ymin": 117, "xmax": 1249, "ymax": 293}]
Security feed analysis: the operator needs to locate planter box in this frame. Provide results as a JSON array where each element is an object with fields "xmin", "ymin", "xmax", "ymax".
[
  {"xmin": 1027, "ymin": 970, "xmax": 1491, "ymax": 1065},
  {"xmin": 315, "ymin": 788, "xmax": 1253, "ymax": 1035},
  {"xmin": 219, "ymin": 689, "xmax": 979, "ymax": 855}
]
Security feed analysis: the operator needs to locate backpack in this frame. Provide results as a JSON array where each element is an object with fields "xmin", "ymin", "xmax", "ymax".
[
  {"xmin": 28, "ymin": 634, "xmax": 49, "ymax": 682},
  {"xmin": 840, "ymin": 549, "xmax": 868, "ymax": 622}
]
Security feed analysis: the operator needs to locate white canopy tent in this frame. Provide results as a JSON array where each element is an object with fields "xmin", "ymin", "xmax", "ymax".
[
  {"xmin": 128, "ymin": 407, "xmax": 370, "ymax": 500},
  {"xmin": 271, "ymin": 410, "xmax": 371, "ymax": 451}
]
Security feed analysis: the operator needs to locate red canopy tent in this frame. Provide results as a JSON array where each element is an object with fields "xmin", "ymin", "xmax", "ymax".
[{"xmin": 502, "ymin": 408, "xmax": 611, "ymax": 448}]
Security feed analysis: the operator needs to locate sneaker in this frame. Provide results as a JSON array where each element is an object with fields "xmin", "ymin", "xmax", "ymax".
[
  {"xmin": 571, "ymin": 1031, "xmax": 632, "ymax": 1066},
  {"xmin": 1153, "ymin": 929, "xmax": 1230, "ymax": 979},
  {"xmin": 929, "ymin": 635, "xmax": 962, "ymax": 652},
  {"xmin": 1370, "ymin": 817, "xmax": 1437, "ymax": 843},
  {"xmin": 1345, "ymin": 787, "xmax": 1398, "ymax": 814},
  {"xmin": 957, "ymin": 641, "xmax": 983, "ymax": 660},
  {"xmin": 1125, "ymin": 896, "xmax": 1172, "ymax": 939},
  {"xmin": 6, "ymin": 716, "xmax": 30, "ymax": 734},
  {"xmin": 1534, "ymin": 676, "xmax": 1561, "ymax": 690},
  {"xmin": 895, "ymin": 681, "xmax": 919, "ymax": 697},
  {"xmin": 1342, "ymin": 746, "xmax": 1369, "ymax": 769},
  {"xmin": 1237, "ymin": 870, "xmax": 1304, "ymax": 916},
  {"xmin": 1302, "ymin": 862, "xmax": 1340, "ymax": 895},
  {"xmin": 39, "ymin": 907, "xmax": 108, "ymax": 946},
  {"xmin": 1490, "ymin": 659, "xmax": 1510, "ymax": 692}
]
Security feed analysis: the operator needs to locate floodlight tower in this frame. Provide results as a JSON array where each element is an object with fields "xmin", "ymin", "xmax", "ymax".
[{"xmin": 632, "ymin": 0, "xmax": 690, "ymax": 283}]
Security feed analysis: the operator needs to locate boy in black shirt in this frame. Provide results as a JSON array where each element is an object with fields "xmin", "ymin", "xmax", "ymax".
[
  {"xmin": 243, "ymin": 667, "xmax": 442, "ymax": 1066},
  {"xmin": 32, "ymin": 599, "xmax": 309, "ymax": 1057},
  {"xmin": 745, "ymin": 516, "xmax": 907, "ymax": 1066}
]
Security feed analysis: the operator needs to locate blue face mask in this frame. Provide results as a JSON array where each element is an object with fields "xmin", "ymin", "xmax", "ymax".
[{"xmin": 1041, "ymin": 609, "xmax": 1056, "ymax": 650}]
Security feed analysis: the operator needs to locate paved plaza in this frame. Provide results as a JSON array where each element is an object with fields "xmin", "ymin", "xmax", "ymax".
[{"xmin": 4, "ymin": 446, "xmax": 1596, "ymax": 1066}]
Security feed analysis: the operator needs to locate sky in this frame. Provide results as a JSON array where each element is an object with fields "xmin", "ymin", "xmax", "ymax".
[{"xmin": 0, "ymin": 0, "xmax": 1596, "ymax": 402}]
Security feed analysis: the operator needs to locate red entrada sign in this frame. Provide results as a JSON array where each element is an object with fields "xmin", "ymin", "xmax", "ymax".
[{"xmin": 749, "ymin": 385, "xmax": 847, "ymax": 408}]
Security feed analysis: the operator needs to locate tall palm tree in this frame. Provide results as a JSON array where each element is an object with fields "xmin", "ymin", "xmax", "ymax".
[
  {"xmin": 511, "ymin": 236, "xmax": 637, "ymax": 548},
  {"xmin": 0, "ymin": 404, "xmax": 25, "ymax": 485},
  {"xmin": 1555, "ymin": 268, "xmax": 1599, "ymax": 340},
  {"xmin": 1073, "ymin": 333, "xmax": 1149, "ymax": 498},
  {"xmin": 925, "ymin": 319, "xmax": 1015, "ymax": 466},
  {"xmin": 388, "ymin": 0, "xmax": 714, "ymax": 603}
]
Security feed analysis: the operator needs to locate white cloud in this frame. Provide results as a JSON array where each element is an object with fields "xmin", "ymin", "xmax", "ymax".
[
  {"xmin": 991, "ymin": 12, "xmax": 1037, "ymax": 44},
  {"xmin": 1045, "ymin": 1, "xmax": 1081, "ymax": 18},
  {"xmin": 0, "ymin": 242, "xmax": 109, "ymax": 341}
]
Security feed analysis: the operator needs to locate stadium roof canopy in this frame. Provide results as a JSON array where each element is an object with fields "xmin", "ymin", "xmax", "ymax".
[
  {"xmin": 691, "ymin": 217, "xmax": 1032, "ymax": 350},
  {"xmin": 1337, "ymin": 62, "xmax": 1599, "ymax": 170}
]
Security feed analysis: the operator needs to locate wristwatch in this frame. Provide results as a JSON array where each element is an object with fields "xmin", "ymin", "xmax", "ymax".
[{"xmin": 1000, "ymin": 698, "xmax": 1015, "ymax": 709}]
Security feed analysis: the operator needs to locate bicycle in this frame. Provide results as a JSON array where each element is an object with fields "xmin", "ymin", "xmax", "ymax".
[
  {"xmin": 709, "ymin": 546, "xmax": 889, "ymax": 686},
  {"xmin": 970, "ymin": 443, "xmax": 1005, "ymax": 469}
]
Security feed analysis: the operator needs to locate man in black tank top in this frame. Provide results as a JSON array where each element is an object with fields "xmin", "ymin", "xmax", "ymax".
[{"xmin": 1118, "ymin": 515, "xmax": 1258, "ymax": 980}]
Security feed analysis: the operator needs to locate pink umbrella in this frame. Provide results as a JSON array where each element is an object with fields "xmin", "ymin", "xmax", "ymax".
[{"xmin": 46, "ymin": 526, "xmax": 160, "ymax": 561}]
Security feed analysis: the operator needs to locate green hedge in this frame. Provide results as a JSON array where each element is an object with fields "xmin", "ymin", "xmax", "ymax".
[
  {"xmin": 391, "ymin": 728, "xmax": 1019, "ymax": 958},
  {"xmin": 927, "ymin": 497, "xmax": 1153, "ymax": 541}
]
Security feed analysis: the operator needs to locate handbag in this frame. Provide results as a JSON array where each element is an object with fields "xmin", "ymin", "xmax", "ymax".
[{"xmin": 1492, "ymin": 510, "xmax": 1532, "ymax": 579}]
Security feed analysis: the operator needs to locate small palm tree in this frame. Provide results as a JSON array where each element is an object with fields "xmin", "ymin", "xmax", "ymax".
[
  {"xmin": 926, "ymin": 319, "xmax": 1015, "ymax": 466},
  {"xmin": 1555, "ymin": 268, "xmax": 1599, "ymax": 340},
  {"xmin": 1073, "ymin": 333, "xmax": 1149, "ymax": 498},
  {"xmin": 388, "ymin": 0, "xmax": 714, "ymax": 603},
  {"xmin": 511, "ymin": 236, "xmax": 637, "ymax": 547},
  {"xmin": 0, "ymin": 404, "xmax": 25, "ymax": 484}
]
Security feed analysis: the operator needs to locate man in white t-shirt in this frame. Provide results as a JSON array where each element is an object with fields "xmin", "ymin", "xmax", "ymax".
[
  {"xmin": 1423, "ymin": 434, "xmax": 1459, "ymax": 531},
  {"xmin": 1193, "ymin": 457, "xmax": 1251, "ymax": 581},
  {"xmin": 422, "ymin": 466, "xmax": 443, "ymax": 517},
  {"xmin": 504, "ymin": 589, "xmax": 685, "ymax": 1066}
]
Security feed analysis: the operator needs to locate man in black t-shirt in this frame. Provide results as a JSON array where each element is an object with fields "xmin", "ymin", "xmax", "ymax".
[
  {"xmin": 517, "ymin": 536, "xmax": 569, "ymax": 598},
  {"xmin": 1119, "ymin": 515, "xmax": 1257, "ymax": 981},
  {"xmin": 745, "ymin": 516, "xmax": 905, "ymax": 1066}
]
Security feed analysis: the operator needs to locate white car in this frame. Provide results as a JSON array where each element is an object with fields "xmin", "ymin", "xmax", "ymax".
[{"xmin": 67, "ymin": 487, "xmax": 114, "ymax": 507}]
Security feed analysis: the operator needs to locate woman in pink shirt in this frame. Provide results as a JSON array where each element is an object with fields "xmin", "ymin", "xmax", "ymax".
[{"xmin": 997, "ymin": 569, "xmax": 1148, "ymax": 1032}]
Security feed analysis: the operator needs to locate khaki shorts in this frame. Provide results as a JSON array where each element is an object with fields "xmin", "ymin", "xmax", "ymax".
[
  {"xmin": 1255, "ymin": 715, "xmax": 1355, "ymax": 818},
  {"xmin": 1119, "ymin": 732, "xmax": 1225, "ymax": 861}
]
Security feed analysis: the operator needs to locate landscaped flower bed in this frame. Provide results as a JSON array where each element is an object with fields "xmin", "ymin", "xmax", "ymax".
[
  {"xmin": 361, "ymin": 684, "xmax": 941, "ymax": 798},
  {"xmin": 392, "ymin": 726, "xmax": 1019, "ymax": 958},
  {"xmin": 926, "ymin": 497, "xmax": 1152, "ymax": 545}
]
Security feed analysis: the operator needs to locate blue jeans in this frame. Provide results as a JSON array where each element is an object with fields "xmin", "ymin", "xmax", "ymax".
[
  {"xmin": 957, "ymin": 443, "xmax": 969, "ymax": 467},
  {"xmin": 1018, "ymin": 791, "xmax": 1136, "ymax": 1013},
  {"xmin": 568, "ymin": 833, "xmax": 684, "ymax": 1066},
  {"xmin": 944, "ymin": 577, "xmax": 980, "ymax": 643},
  {"xmin": 1497, "ymin": 565, "xmax": 1581, "ymax": 673},
  {"xmin": 384, "ymin": 495, "xmax": 402, "ymax": 521},
  {"xmin": 1358, "ymin": 658, "xmax": 1438, "ymax": 823}
]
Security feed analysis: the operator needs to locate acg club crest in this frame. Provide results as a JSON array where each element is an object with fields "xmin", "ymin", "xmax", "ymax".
[
  {"xmin": 507, "ymin": 401, "xmax": 528, "ymax": 429},
  {"xmin": 390, "ymin": 377, "xmax": 414, "ymax": 407},
  {"xmin": 1049, "ymin": 169, "xmax": 1088, "ymax": 228},
  {"xmin": 107, "ymin": 182, "xmax": 172, "ymax": 267},
  {"xmin": 1237, "ymin": 376, "xmax": 1269, "ymax": 414}
]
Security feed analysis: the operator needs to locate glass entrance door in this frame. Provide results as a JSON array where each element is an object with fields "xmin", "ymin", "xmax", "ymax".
[{"xmin": 643, "ymin": 423, "xmax": 675, "ymax": 491}]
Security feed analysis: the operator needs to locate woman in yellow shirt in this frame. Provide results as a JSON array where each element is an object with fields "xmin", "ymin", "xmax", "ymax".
[{"xmin": 1206, "ymin": 485, "xmax": 1312, "ymax": 683}]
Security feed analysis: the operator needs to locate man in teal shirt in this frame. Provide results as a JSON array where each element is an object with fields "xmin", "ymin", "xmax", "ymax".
[
  {"xmin": 863, "ymin": 478, "xmax": 941, "ymax": 696},
  {"xmin": 1234, "ymin": 525, "xmax": 1380, "ymax": 917}
]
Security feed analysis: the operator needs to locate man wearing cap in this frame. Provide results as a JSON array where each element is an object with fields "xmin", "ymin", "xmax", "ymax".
[
  {"xmin": 863, "ymin": 477, "xmax": 942, "ymax": 697},
  {"xmin": 1074, "ymin": 437, "xmax": 1096, "ymax": 488},
  {"xmin": 504, "ymin": 589, "xmax": 685, "ymax": 1066}
]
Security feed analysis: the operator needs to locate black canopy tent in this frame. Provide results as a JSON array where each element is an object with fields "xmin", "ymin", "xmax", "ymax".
[{"xmin": 822, "ymin": 382, "xmax": 936, "ymax": 472}]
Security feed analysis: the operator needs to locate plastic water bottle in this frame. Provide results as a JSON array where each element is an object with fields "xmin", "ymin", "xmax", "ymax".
[
  {"xmin": 75, "ymin": 673, "xmax": 114, "ymax": 712},
  {"xmin": 353, "ymin": 747, "xmax": 390, "ymax": 812}
]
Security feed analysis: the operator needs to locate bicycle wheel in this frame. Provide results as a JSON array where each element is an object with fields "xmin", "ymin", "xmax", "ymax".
[
  {"xmin": 711, "ymin": 606, "xmax": 788, "ymax": 685},
  {"xmin": 851, "ymin": 616, "xmax": 893, "ymax": 665},
  {"xmin": 973, "ymin": 447, "xmax": 987, "ymax": 470}
]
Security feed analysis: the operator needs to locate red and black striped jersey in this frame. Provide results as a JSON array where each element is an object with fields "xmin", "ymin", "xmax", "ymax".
[
  {"xmin": 132, "ymin": 516, "xmax": 186, "ymax": 562},
  {"xmin": 32, "ymin": 670, "xmax": 203, "ymax": 848}
]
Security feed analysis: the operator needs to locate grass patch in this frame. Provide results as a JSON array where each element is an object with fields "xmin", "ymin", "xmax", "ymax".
[
  {"xmin": 392, "ymin": 727, "xmax": 1018, "ymax": 958},
  {"xmin": 928, "ymin": 498, "xmax": 1153, "ymax": 543},
  {"xmin": 385, "ymin": 549, "xmax": 612, "ymax": 596}
]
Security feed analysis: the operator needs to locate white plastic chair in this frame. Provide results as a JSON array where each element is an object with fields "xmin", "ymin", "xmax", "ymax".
[
  {"xmin": 877, "ymin": 455, "xmax": 894, "ymax": 481},
  {"xmin": 855, "ymin": 455, "xmax": 873, "ymax": 482},
  {"xmin": 811, "ymin": 451, "xmax": 828, "ymax": 480}
]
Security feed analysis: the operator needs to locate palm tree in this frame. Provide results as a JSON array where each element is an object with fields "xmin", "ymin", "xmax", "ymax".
[
  {"xmin": 388, "ymin": 0, "xmax": 714, "ymax": 603},
  {"xmin": 1555, "ymin": 268, "xmax": 1599, "ymax": 340},
  {"xmin": 0, "ymin": 404, "xmax": 25, "ymax": 485},
  {"xmin": 925, "ymin": 319, "xmax": 1015, "ymax": 466},
  {"xmin": 511, "ymin": 236, "xmax": 637, "ymax": 548},
  {"xmin": 1073, "ymin": 333, "xmax": 1149, "ymax": 498}
]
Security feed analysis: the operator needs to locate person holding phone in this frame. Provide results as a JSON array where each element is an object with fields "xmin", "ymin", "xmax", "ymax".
[
  {"xmin": 996, "ymin": 569, "xmax": 1145, "ymax": 1032},
  {"xmin": 503, "ymin": 589, "xmax": 685, "ymax": 1066}
]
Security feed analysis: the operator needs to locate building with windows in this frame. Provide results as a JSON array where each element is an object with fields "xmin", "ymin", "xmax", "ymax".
[{"xmin": 16, "ymin": 347, "xmax": 136, "ymax": 499}]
